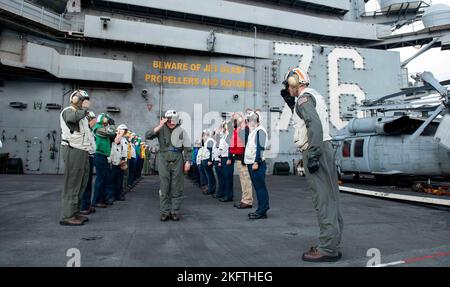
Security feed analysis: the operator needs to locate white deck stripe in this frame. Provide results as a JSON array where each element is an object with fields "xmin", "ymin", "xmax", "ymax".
[
  {"xmin": 340, "ymin": 186, "xmax": 450, "ymax": 207},
  {"xmin": 372, "ymin": 261, "xmax": 406, "ymax": 267}
]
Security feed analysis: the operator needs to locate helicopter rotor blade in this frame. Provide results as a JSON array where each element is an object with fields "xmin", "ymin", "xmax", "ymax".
[
  {"xmin": 421, "ymin": 71, "xmax": 448, "ymax": 98},
  {"xmin": 407, "ymin": 104, "xmax": 445, "ymax": 142},
  {"xmin": 367, "ymin": 78, "xmax": 450, "ymax": 106}
]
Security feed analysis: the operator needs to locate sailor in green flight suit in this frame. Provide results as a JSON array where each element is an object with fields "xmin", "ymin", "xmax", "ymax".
[
  {"xmin": 146, "ymin": 110, "xmax": 192, "ymax": 221},
  {"xmin": 281, "ymin": 67, "xmax": 344, "ymax": 262}
]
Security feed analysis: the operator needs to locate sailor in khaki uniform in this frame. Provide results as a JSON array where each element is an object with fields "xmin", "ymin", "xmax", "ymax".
[{"xmin": 281, "ymin": 67, "xmax": 344, "ymax": 262}]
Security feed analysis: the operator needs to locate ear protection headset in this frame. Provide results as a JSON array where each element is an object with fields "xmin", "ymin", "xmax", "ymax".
[
  {"xmin": 246, "ymin": 110, "xmax": 260, "ymax": 123},
  {"xmin": 70, "ymin": 90, "xmax": 80, "ymax": 104},
  {"xmin": 70, "ymin": 90, "xmax": 89, "ymax": 104},
  {"xmin": 287, "ymin": 73, "xmax": 300, "ymax": 88},
  {"xmin": 256, "ymin": 112, "xmax": 261, "ymax": 123},
  {"xmin": 283, "ymin": 67, "xmax": 309, "ymax": 89},
  {"xmin": 86, "ymin": 111, "xmax": 96, "ymax": 120}
]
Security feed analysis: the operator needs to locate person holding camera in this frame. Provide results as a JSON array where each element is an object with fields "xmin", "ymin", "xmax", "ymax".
[
  {"xmin": 59, "ymin": 90, "xmax": 92, "ymax": 226},
  {"xmin": 280, "ymin": 67, "xmax": 343, "ymax": 262}
]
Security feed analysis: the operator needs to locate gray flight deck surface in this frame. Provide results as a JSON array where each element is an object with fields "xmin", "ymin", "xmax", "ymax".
[{"xmin": 0, "ymin": 174, "xmax": 449, "ymax": 267}]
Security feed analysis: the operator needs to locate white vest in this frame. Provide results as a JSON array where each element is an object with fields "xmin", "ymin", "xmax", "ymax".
[
  {"xmin": 218, "ymin": 134, "xmax": 229, "ymax": 158},
  {"xmin": 292, "ymin": 88, "xmax": 331, "ymax": 151},
  {"xmin": 88, "ymin": 131, "xmax": 96, "ymax": 155},
  {"xmin": 121, "ymin": 138, "xmax": 129, "ymax": 159},
  {"xmin": 109, "ymin": 137, "xmax": 127, "ymax": 165},
  {"xmin": 197, "ymin": 147, "xmax": 209, "ymax": 161},
  {"xmin": 244, "ymin": 125, "xmax": 268, "ymax": 164},
  {"xmin": 202, "ymin": 138, "xmax": 216, "ymax": 161},
  {"xmin": 212, "ymin": 141, "xmax": 221, "ymax": 161},
  {"xmin": 130, "ymin": 143, "xmax": 136, "ymax": 158},
  {"xmin": 60, "ymin": 106, "xmax": 91, "ymax": 152},
  {"xmin": 196, "ymin": 147, "xmax": 203, "ymax": 163}
]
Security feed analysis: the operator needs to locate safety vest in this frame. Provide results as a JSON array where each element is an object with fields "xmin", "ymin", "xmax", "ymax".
[
  {"xmin": 205, "ymin": 137, "xmax": 216, "ymax": 161},
  {"xmin": 88, "ymin": 131, "xmax": 96, "ymax": 155},
  {"xmin": 218, "ymin": 134, "xmax": 229, "ymax": 158},
  {"xmin": 140, "ymin": 145, "xmax": 146, "ymax": 159},
  {"xmin": 127, "ymin": 141, "xmax": 132, "ymax": 159},
  {"xmin": 60, "ymin": 106, "xmax": 91, "ymax": 151},
  {"xmin": 197, "ymin": 138, "xmax": 214, "ymax": 161},
  {"xmin": 244, "ymin": 125, "xmax": 268, "ymax": 164},
  {"xmin": 110, "ymin": 137, "xmax": 128, "ymax": 165},
  {"xmin": 196, "ymin": 147, "xmax": 203, "ymax": 163},
  {"xmin": 130, "ymin": 142, "xmax": 136, "ymax": 158},
  {"xmin": 110, "ymin": 141, "xmax": 122, "ymax": 165},
  {"xmin": 292, "ymin": 88, "xmax": 331, "ymax": 151},
  {"xmin": 212, "ymin": 138, "xmax": 221, "ymax": 161}
]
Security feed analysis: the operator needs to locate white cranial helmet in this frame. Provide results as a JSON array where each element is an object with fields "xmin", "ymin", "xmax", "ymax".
[
  {"xmin": 283, "ymin": 67, "xmax": 310, "ymax": 88},
  {"xmin": 164, "ymin": 110, "xmax": 179, "ymax": 123},
  {"xmin": 117, "ymin": 124, "xmax": 128, "ymax": 131}
]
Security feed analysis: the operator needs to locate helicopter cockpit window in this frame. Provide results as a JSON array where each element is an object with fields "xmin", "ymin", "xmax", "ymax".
[
  {"xmin": 354, "ymin": 139, "xmax": 364, "ymax": 157},
  {"xmin": 342, "ymin": 141, "xmax": 351, "ymax": 158}
]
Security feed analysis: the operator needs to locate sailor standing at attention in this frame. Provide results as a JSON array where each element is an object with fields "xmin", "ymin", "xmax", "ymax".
[{"xmin": 243, "ymin": 110, "xmax": 269, "ymax": 220}]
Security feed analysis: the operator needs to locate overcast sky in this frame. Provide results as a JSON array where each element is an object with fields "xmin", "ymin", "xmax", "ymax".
[{"xmin": 366, "ymin": 0, "xmax": 450, "ymax": 81}]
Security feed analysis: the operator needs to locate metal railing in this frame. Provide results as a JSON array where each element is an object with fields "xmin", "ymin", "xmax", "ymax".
[{"xmin": 0, "ymin": 0, "xmax": 72, "ymax": 31}]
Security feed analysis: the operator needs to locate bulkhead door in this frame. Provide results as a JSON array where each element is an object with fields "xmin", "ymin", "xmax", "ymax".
[{"xmin": 25, "ymin": 137, "xmax": 43, "ymax": 173}]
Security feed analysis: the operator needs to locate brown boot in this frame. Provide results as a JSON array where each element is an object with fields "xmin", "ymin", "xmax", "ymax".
[
  {"xmin": 89, "ymin": 206, "xmax": 96, "ymax": 213},
  {"xmin": 59, "ymin": 217, "xmax": 84, "ymax": 226},
  {"xmin": 302, "ymin": 247, "xmax": 342, "ymax": 262},
  {"xmin": 234, "ymin": 202, "xmax": 253, "ymax": 209},
  {"xmin": 76, "ymin": 214, "xmax": 89, "ymax": 223}
]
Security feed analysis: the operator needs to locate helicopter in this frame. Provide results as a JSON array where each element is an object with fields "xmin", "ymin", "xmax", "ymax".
[{"xmin": 334, "ymin": 71, "xmax": 450, "ymax": 183}]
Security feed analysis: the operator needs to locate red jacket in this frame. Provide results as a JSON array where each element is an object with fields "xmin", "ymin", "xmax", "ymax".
[{"xmin": 229, "ymin": 128, "xmax": 244, "ymax": 155}]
